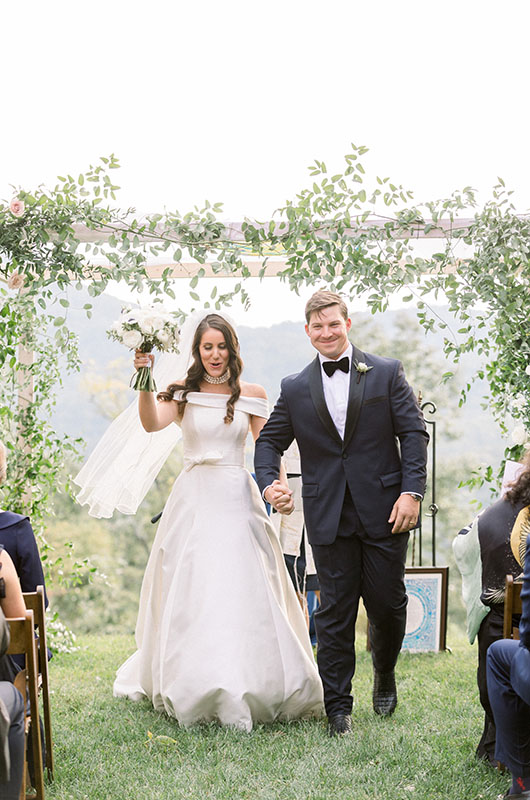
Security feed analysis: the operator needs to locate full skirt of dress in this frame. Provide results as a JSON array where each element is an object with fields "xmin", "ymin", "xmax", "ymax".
[{"xmin": 113, "ymin": 438, "xmax": 324, "ymax": 731}]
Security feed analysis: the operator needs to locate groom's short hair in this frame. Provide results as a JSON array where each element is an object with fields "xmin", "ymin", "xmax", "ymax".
[{"xmin": 305, "ymin": 290, "xmax": 349, "ymax": 324}]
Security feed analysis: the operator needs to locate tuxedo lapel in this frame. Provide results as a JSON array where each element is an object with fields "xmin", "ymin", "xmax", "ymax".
[
  {"xmin": 308, "ymin": 356, "xmax": 343, "ymax": 446},
  {"xmin": 343, "ymin": 344, "xmax": 367, "ymax": 450}
]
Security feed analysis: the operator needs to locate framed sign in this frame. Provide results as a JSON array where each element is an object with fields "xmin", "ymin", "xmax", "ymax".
[{"xmin": 401, "ymin": 566, "xmax": 449, "ymax": 653}]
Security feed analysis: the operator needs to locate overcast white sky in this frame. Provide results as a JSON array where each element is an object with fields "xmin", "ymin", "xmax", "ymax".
[{"xmin": 2, "ymin": 0, "xmax": 529, "ymax": 325}]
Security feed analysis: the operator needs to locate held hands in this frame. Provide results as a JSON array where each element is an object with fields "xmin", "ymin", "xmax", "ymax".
[
  {"xmin": 265, "ymin": 480, "xmax": 294, "ymax": 515},
  {"xmin": 388, "ymin": 494, "xmax": 420, "ymax": 534}
]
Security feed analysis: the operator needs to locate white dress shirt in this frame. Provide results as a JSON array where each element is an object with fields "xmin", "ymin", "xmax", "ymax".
[{"xmin": 319, "ymin": 344, "xmax": 352, "ymax": 439}]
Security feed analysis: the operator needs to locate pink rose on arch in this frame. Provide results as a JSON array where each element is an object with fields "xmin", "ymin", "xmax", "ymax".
[
  {"xmin": 9, "ymin": 198, "xmax": 25, "ymax": 217},
  {"xmin": 7, "ymin": 272, "xmax": 24, "ymax": 290}
]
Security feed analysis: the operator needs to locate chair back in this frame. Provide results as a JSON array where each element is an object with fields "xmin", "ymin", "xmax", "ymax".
[
  {"xmin": 23, "ymin": 585, "xmax": 54, "ymax": 780},
  {"xmin": 6, "ymin": 610, "xmax": 45, "ymax": 800},
  {"xmin": 503, "ymin": 573, "xmax": 524, "ymax": 639}
]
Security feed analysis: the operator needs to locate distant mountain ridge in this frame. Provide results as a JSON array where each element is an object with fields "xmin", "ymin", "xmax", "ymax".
[{"xmin": 53, "ymin": 289, "xmax": 507, "ymax": 468}]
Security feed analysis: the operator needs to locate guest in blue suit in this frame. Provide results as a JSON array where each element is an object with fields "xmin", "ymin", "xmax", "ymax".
[
  {"xmin": 487, "ymin": 532, "xmax": 530, "ymax": 798},
  {"xmin": 0, "ymin": 442, "xmax": 47, "ymax": 606}
]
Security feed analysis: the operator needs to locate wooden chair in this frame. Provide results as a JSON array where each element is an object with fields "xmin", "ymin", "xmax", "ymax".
[
  {"xmin": 6, "ymin": 610, "xmax": 45, "ymax": 800},
  {"xmin": 503, "ymin": 573, "xmax": 524, "ymax": 639},
  {"xmin": 23, "ymin": 586, "xmax": 53, "ymax": 781}
]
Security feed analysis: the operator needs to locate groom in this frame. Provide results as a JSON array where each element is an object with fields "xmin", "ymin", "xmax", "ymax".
[{"xmin": 254, "ymin": 289, "xmax": 429, "ymax": 735}]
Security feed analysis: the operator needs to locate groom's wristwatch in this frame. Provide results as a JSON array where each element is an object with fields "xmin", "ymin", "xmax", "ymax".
[{"xmin": 401, "ymin": 492, "xmax": 422, "ymax": 501}]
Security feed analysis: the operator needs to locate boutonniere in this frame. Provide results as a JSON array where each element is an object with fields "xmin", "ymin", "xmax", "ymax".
[{"xmin": 354, "ymin": 360, "xmax": 373, "ymax": 384}]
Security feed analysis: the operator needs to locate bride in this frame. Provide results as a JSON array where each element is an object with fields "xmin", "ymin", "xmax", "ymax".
[{"xmin": 78, "ymin": 312, "xmax": 323, "ymax": 731}]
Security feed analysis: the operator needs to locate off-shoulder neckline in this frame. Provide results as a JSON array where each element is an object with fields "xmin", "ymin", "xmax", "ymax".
[{"xmin": 184, "ymin": 391, "xmax": 264, "ymax": 399}]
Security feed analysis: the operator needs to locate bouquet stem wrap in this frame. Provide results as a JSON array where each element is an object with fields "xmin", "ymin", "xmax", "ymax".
[{"xmin": 131, "ymin": 347, "xmax": 157, "ymax": 393}]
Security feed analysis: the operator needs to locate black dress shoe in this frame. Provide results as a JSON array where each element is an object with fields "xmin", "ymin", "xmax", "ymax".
[
  {"xmin": 328, "ymin": 714, "xmax": 352, "ymax": 736},
  {"xmin": 499, "ymin": 790, "xmax": 530, "ymax": 799},
  {"xmin": 373, "ymin": 669, "xmax": 397, "ymax": 716}
]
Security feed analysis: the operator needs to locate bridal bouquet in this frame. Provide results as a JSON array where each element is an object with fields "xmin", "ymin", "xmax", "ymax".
[{"xmin": 107, "ymin": 306, "xmax": 180, "ymax": 392}]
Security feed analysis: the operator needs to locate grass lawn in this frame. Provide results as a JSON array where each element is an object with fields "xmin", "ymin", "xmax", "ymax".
[{"xmin": 43, "ymin": 625, "xmax": 508, "ymax": 800}]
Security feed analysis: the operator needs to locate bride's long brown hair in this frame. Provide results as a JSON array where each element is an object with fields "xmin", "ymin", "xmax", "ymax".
[
  {"xmin": 505, "ymin": 450, "xmax": 530, "ymax": 506},
  {"xmin": 157, "ymin": 314, "xmax": 243, "ymax": 424}
]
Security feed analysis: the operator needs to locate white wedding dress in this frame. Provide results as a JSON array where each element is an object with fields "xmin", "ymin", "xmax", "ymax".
[{"xmin": 113, "ymin": 392, "xmax": 324, "ymax": 731}]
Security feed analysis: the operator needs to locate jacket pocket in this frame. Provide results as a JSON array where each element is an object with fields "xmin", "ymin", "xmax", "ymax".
[
  {"xmin": 301, "ymin": 484, "xmax": 319, "ymax": 498},
  {"xmin": 380, "ymin": 470, "xmax": 402, "ymax": 488},
  {"xmin": 363, "ymin": 395, "xmax": 386, "ymax": 406}
]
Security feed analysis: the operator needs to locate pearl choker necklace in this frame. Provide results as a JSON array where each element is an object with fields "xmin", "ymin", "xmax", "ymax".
[{"xmin": 203, "ymin": 368, "xmax": 230, "ymax": 385}]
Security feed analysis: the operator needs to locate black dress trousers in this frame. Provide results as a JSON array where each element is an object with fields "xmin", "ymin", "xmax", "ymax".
[{"xmin": 311, "ymin": 486, "xmax": 409, "ymax": 716}]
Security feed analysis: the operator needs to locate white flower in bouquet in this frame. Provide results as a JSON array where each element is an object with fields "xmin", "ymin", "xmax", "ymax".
[
  {"xmin": 107, "ymin": 305, "xmax": 181, "ymax": 392},
  {"xmin": 121, "ymin": 308, "xmax": 142, "ymax": 325},
  {"xmin": 157, "ymin": 329, "xmax": 171, "ymax": 347},
  {"xmin": 121, "ymin": 329, "xmax": 143, "ymax": 349},
  {"xmin": 141, "ymin": 314, "xmax": 168, "ymax": 335}
]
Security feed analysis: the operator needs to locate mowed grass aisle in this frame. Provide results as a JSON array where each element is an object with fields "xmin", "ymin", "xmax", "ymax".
[{"xmin": 45, "ymin": 628, "xmax": 508, "ymax": 800}]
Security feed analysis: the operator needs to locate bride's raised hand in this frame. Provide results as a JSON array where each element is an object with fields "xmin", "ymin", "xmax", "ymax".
[{"xmin": 134, "ymin": 350, "xmax": 154, "ymax": 371}]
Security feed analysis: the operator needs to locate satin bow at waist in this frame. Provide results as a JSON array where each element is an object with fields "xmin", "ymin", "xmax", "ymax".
[{"xmin": 183, "ymin": 451, "xmax": 245, "ymax": 471}]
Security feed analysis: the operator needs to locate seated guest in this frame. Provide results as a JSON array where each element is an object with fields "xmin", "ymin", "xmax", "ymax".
[
  {"xmin": 0, "ymin": 544, "xmax": 44, "ymax": 792},
  {"xmin": 0, "ymin": 441, "xmax": 48, "ymax": 606},
  {"xmin": 0, "ymin": 606, "xmax": 24, "ymax": 800},
  {"xmin": 0, "ymin": 545, "xmax": 28, "ymax": 681},
  {"xmin": 453, "ymin": 453, "xmax": 530, "ymax": 765},
  {"xmin": 487, "ymin": 532, "xmax": 530, "ymax": 799}
]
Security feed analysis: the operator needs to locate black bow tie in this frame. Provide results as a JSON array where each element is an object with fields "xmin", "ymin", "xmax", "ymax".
[{"xmin": 322, "ymin": 356, "xmax": 349, "ymax": 377}]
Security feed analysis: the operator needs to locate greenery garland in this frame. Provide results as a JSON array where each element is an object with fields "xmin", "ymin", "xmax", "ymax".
[{"xmin": 1, "ymin": 146, "xmax": 528, "ymax": 586}]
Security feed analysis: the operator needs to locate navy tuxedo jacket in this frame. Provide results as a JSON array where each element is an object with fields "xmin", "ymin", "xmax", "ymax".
[{"xmin": 254, "ymin": 346, "xmax": 429, "ymax": 546}]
